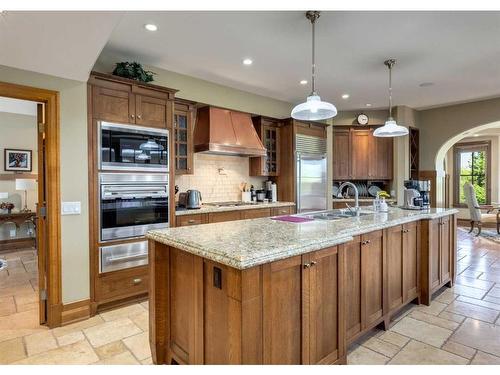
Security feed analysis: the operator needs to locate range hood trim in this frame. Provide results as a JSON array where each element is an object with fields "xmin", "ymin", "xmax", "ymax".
[{"xmin": 193, "ymin": 106, "xmax": 267, "ymax": 158}]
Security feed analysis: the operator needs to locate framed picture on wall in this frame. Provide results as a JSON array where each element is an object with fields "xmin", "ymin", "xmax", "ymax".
[{"xmin": 4, "ymin": 149, "xmax": 32, "ymax": 172}]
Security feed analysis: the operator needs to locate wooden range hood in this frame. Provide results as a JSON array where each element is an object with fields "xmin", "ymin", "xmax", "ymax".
[{"xmin": 193, "ymin": 106, "xmax": 266, "ymax": 157}]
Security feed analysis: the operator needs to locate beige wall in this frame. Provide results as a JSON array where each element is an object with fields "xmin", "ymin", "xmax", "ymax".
[
  {"xmin": 0, "ymin": 112, "xmax": 38, "ymax": 212},
  {"xmin": 94, "ymin": 55, "xmax": 294, "ymax": 119},
  {"xmin": 0, "ymin": 65, "xmax": 89, "ymax": 304},
  {"xmin": 175, "ymin": 154, "xmax": 266, "ymax": 203}
]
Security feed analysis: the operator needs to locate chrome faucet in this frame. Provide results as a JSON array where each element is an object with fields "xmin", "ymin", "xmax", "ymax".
[{"xmin": 338, "ymin": 182, "xmax": 360, "ymax": 216}]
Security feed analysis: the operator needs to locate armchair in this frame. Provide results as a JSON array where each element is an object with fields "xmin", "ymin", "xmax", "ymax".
[{"xmin": 463, "ymin": 182, "xmax": 500, "ymax": 235}]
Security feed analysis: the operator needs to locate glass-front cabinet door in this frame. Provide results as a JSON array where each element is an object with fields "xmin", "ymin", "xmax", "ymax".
[
  {"xmin": 174, "ymin": 102, "xmax": 194, "ymax": 174},
  {"xmin": 263, "ymin": 125, "xmax": 279, "ymax": 176}
]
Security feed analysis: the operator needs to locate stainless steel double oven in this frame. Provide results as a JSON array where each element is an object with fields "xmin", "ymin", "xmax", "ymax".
[{"xmin": 97, "ymin": 121, "xmax": 169, "ymax": 273}]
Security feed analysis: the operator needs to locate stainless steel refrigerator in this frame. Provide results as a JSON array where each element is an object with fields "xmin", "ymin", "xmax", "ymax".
[{"xmin": 296, "ymin": 151, "xmax": 328, "ymax": 213}]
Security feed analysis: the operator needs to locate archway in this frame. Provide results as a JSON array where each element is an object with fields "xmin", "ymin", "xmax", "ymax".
[{"xmin": 434, "ymin": 120, "xmax": 500, "ymax": 209}]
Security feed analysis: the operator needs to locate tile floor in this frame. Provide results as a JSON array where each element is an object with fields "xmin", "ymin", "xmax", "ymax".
[{"xmin": 1, "ymin": 228, "xmax": 500, "ymax": 365}]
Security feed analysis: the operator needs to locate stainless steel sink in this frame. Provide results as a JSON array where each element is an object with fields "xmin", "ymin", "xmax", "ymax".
[{"xmin": 299, "ymin": 209, "xmax": 373, "ymax": 221}]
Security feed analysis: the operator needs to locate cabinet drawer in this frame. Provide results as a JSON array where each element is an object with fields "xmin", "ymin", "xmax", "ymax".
[
  {"xmin": 96, "ymin": 266, "xmax": 149, "ymax": 301},
  {"xmin": 176, "ymin": 214, "xmax": 206, "ymax": 227},
  {"xmin": 242, "ymin": 208, "xmax": 271, "ymax": 219},
  {"xmin": 208, "ymin": 211, "xmax": 241, "ymax": 223},
  {"xmin": 271, "ymin": 206, "xmax": 293, "ymax": 216}
]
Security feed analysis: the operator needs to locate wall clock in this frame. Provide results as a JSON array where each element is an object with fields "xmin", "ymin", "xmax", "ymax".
[{"xmin": 357, "ymin": 113, "xmax": 369, "ymax": 125}]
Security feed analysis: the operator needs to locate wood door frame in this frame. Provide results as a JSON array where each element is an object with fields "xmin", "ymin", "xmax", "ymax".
[{"xmin": 0, "ymin": 81, "xmax": 62, "ymax": 327}]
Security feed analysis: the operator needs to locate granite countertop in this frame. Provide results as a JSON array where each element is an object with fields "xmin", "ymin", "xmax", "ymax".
[
  {"xmin": 175, "ymin": 201, "xmax": 295, "ymax": 216},
  {"xmin": 147, "ymin": 207, "xmax": 459, "ymax": 270}
]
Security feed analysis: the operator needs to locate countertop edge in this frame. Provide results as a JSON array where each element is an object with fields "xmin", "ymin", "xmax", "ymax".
[{"xmin": 175, "ymin": 201, "xmax": 296, "ymax": 216}]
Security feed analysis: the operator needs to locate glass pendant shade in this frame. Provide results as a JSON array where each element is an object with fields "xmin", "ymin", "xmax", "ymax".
[
  {"xmin": 373, "ymin": 118, "xmax": 408, "ymax": 137},
  {"xmin": 140, "ymin": 139, "xmax": 163, "ymax": 150},
  {"xmin": 291, "ymin": 94, "xmax": 337, "ymax": 121}
]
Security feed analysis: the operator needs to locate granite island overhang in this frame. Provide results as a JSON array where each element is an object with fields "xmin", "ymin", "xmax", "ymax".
[{"xmin": 146, "ymin": 207, "xmax": 459, "ymax": 365}]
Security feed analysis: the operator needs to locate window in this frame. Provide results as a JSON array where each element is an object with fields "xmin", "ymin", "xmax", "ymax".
[{"xmin": 453, "ymin": 141, "xmax": 490, "ymax": 207}]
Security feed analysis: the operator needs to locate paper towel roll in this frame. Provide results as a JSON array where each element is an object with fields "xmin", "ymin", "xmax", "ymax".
[{"xmin": 271, "ymin": 183, "xmax": 277, "ymax": 203}]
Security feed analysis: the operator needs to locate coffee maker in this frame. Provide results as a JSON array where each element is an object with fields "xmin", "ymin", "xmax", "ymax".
[{"xmin": 404, "ymin": 180, "xmax": 431, "ymax": 208}]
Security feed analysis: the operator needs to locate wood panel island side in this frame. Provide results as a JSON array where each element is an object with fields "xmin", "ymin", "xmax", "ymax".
[{"xmin": 146, "ymin": 208, "xmax": 458, "ymax": 365}]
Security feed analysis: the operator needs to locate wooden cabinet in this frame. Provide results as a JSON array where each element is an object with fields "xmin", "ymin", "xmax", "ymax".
[
  {"xmin": 332, "ymin": 126, "xmax": 393, "ymax": 180},
  {"xmin": 174, "ymin": 100, "xmax": 195, "ymax": 174},
  {"xmin": 96, "ymin": 266, "xmax": 149, "ymax": 302},
  {"xmin": 250, "ymin": 117, "xmax": 281, "ymax": 177},
  {"xmin": 332, "ymin": 128, "xmax": 350, "ymax": 180},
  {"xmin": 241, "ymin": 208, "xmax": 271, "ymax": 220},
  {"xmin": 134, "ymin": 94, "xmax": 168, "ymax": 128},
  {"xmin": 343, "ymin": 230, "xmax": 384, "ymax": 343},
  {"xmin": 421, "ymin": 215, "xmax": 456, "ymax": 305},
  {"xmin": 176, "ymin": 213, "xmax": 207, "ymax": 227},
  {"xmin": 271, "ymin": 206, "xmax": 294, "ymax": 216},
  {"xmin": 263, "ymin": 247, "xmax": 344, "ymax": 364},
  {"xmin": 208, "ymin": 211, "xmax": 241, "ymax": 223},
  {"xmin": 92, "ymin": 83, "xmax": 134, "ymax": 123},
  {"xmin": 386, "ymin": 222, "xmax": 421, "ymax": 315}
]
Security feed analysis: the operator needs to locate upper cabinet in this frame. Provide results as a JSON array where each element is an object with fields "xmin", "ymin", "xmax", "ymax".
[
  {"xmin": 250, "ymin": 116, "xmax": 281, "ymax": 177},
  {"xmin": 174, "ymin": 100, "xmax": 196, "ymax": 175},
  {"xmin": 89, "ymin": 72, "xmax": 177, "ymax": 129},
  {"xmin": 332, "ymin": 126, "xmax": 393, "ymax": 180}
]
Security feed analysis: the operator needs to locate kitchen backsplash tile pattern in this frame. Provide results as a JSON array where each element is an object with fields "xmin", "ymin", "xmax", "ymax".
[{"xmin": 175, "ymin": 153, "xmax": 267, "ymax": 203}]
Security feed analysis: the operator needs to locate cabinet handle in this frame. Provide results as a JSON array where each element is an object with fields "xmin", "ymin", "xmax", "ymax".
[
  {"xmin": 187, "ymin": 219, "xmax": 196, "ymax": 224},
  {"xmin": 303, "ymin": 263, "xmax": 311, "ymax": 269},
  {"xmin": 132, "ymin": 278, "xmax": 142, "ymax": 285},
  {"xmin": 310, "ymin": 261, "xmax": 317, "ymax": 267},
  {"xmin": 130, "ymin": 114, "xmax": 135, "ymax": 119},
  {"xmin": 137, "ymin": 114, "xmax": 142, "ymax": 119}
]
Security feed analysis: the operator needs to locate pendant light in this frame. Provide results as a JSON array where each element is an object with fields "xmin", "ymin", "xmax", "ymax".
[
  {"xmin": 291, "ymin": 11, "xmax": 337, "ymax": 121},
  {"xmin": 373, "ymin": 59, "xmax": 408, "ymax": 137}
]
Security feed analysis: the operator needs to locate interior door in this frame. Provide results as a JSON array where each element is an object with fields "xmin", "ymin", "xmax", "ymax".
[{"xmin": 36, "ymin": 103, "xmax": 47, "ymax": 324}]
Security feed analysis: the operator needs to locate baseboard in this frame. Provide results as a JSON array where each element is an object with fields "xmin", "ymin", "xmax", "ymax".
[
  {"xmin": 457, "ymin": 219, "xmax": 497, "ymax": 229},
  {"xmin": 61, "ymin": 299, "xmax": 91, "ymax": 326}
]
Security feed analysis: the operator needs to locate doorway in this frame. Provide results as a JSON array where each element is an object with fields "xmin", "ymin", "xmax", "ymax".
[{"xmin": 0, "ymin": 82, "xmax": 61, "ymax": 327}]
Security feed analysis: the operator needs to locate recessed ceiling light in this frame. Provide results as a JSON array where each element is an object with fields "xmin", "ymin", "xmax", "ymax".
[
  {"xmin": 366, "ymin": 103, "xmax": 372, "ymax": 107},
  {"xmin": 144, "ymin": 24, "xmax": 158, "ymax": 32},
  {"xmin": 341, "ymin": 94, "xmax": 350, "ymax": 99},
  {"xmin": 242, "ymin": 58, "xmax": 253, "ymax": 65},
  {"xmin": 300, "ymin": 80, "xmax": 308, "ymax": 85},
  {"xmin": 419, "ymin": 82, "xmax": 434, "ymax": 87}
]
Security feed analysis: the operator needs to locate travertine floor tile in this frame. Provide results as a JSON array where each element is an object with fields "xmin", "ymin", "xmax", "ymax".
[
  {"xmin": 13, "ymin": 340, "xmax": 99, "ymax": 365},
  {"xmin": 391, "ymin": 317, "xmax": 453, "ymax": 347},
  {"xmin": 457, "ymin": 295, "xmax": 500, "ymax": 311},
  {"xmin": 84, "ymin": 318, "xmax": 141, "ymax": 347},
  {"xmin": 446, "ymin": 301, "xmax": 499, "ymax": 323},
  {"xmin": 14, "ymin": 292, "xmax": 38, "ymax": 308},
  {"xmin": 455, "ymin": 275, "xmax": 494, "ymax": 290},
  {"xmin": 347, "ymin": 345, "xmax": 389, "ymax": 365},
  {"xmin": 130, "ymin": 311, "xmax": 148, "ymax": 332},
  {"xmin": 486, "ymin": 287, "xmax": 500, "ymax": 299},
  {"xmin": 0, "ymin": 296, "xmax": 16, "ymax": 317},
  {"xmin": 56, "ymin": 331, "xmax": 85, "ymax": 346},
  {"xmin": 389, "ymin": 340, "xmax": 468, "ymax": 365},
  {"xmin": 362, "ymin": 337, "xmax": 400, "ymax": 357},
  {"xmin": 471, "ymin": 351, "xmax": 500, "ymax": 365},
  {"xmin": 439, "ymin": 311, "xmax": 466, "ymax": 324},
  {"xmin": 377, "ymin": 331, "xmax": 410, "ymax": 348},
  {"xmin": 450, "ymin": 318, "xmax": 500, "ymax": 357},
  {"xmin": 409, "ymin": 310, "xmax": 460, "ymax": 330},
  {"xmin": 24, "ymin": 331, "xmax": 58, "ymax": 356},
  {"xmin": 0, "ymin": 337, "xmax": 26, "ymax": 364},
  {"xmin": 52, "ymin": 315, "xmax": 104, "ymax": 337},
  {"xmin": 434, "ymin": 289, "xmax": 457, "ymax": 304},
  {"xmin": 141, "ymin": 357, "xmax": 153, "ymax": 365},
  {"xmin": 99, "ymin": 304, "xmax": 146, "ymax": 322},
  {"xmin": 123, "ymin": 332, "xmax": 151, "ymax": 360},
  {"xmin": 450, "ymin": 284, "xmax": 488, "ymax": 299},
  {"xmin": 415, "ymin": 301, "xmax": 447, "ymax": 316},
  {"xmin": 93, "ymin": 351, "xmax": 140, "ymax": 365},
  {"xmin": 94, "ymin": 340, "xmax": 128, "ymax": 360},
  {"xmin": 442, "ymin": 341, "xmax": 476, "ymax": 359}
]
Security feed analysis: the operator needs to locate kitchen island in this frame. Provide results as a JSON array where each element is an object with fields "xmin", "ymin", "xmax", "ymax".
[{"xmin": 147, "ymin": 207, "xmax": 458, "ymax": 365}]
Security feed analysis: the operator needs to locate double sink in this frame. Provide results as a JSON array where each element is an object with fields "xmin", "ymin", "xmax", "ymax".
[{"xmin": 298, "ymin": 209, "xmax": 373, "ymax": 221}]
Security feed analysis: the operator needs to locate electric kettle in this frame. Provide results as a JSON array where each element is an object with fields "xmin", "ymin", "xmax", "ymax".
[{"xmin": 186, "ymin": 190, "xmax": 202, "ymax": 209}]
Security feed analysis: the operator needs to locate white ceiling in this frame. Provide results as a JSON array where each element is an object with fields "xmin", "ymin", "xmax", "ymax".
[
  {"xmin": 2, "ymin": 11, "xmax": 500, "ymax": 111},
  {"xmin": 103, "ymin": 11, "xmax": 500, "ymax": 110},
  {"xmin": 0, "ymin": 97, "xmax": 37, "ymax": 116},
  {"xmin": 0, "ymin": 11, "xmax": 123, "ymax": 81}
]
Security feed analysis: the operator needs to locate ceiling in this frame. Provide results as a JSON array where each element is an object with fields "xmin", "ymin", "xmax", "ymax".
[
  {"xmin": 2, "ymin": 11, "xmax": 500, "ymax": 111},
  {"xmin": 0, "ymin": 97, "xmax": 37, "ymax": 116},
  {"xmin": 103, "ymin": 11, "xmax": 500, "ymax": 110},
  {"xmin": 0, "ymin": 12, "xmax": 122, "ymax": 81}
]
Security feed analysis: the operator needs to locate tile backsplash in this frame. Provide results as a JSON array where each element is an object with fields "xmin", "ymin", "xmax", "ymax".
[{"xmin": 175, "ymin": 153, "xmax": 267, "ymax": 203}]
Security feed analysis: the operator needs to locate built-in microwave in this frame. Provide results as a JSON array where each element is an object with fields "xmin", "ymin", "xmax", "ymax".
[
  {"xmin": 99, "ymin": 173, "xmax": 169, "ymax": 242},
  {"xmin": 98, "ymin": 121, "xmax": 169, "ymax": 172}
]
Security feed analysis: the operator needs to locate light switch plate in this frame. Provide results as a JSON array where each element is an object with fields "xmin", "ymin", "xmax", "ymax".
[{"xmin": 61, "ymin": 201, "xmax": 81, "ymax": 215}]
